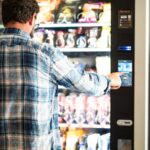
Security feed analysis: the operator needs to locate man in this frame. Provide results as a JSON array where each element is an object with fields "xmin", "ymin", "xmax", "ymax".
[{"xmin": 0, "ymin": 0, "xmax": 122, "ymax": 149}]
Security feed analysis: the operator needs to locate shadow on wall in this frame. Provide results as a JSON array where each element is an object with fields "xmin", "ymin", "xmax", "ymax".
[
  {"xmin": 0, "ymin": 1, "xmax": 2, "ymax": 24},
  {"xmin": 0, "ymin": 0, "xmax": 3, "ymax": 27}
]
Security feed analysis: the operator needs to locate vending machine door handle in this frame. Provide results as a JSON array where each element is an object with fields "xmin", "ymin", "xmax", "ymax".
[{"xmin": 117, "ymin": 119, "xmax": 133, "ymax": 126}]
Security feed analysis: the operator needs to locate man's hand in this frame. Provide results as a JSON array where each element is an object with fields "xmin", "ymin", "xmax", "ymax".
[{"xmin": 108, "ymin": 72, "xmax": 124, "ymax": 89}]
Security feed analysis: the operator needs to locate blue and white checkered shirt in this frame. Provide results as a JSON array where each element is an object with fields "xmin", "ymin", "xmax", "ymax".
[{"xmin": 0, "ymin": 28, "xmax": 110, "ymax": 150}]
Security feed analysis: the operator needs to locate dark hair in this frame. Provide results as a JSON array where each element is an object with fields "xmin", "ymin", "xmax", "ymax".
[{"xmin": 2, "ymin": 0, "xmax": 39, "ymax": 25}]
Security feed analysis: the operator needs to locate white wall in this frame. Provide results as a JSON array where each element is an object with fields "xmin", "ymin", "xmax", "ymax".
[{"xmin": 134, "ymin": 0, "xmax": 149, "ymax": 149}]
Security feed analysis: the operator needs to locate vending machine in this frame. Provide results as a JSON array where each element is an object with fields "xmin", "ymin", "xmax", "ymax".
[
  {"xmin": 34, "ymin": 0, "xmax": 134, "ymax": 149},
  {"xmin": 1, "ymin": 0, "xmax": 150, "ymax": 149}
]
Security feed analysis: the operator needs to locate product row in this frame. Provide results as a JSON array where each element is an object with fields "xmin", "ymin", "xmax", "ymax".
[
  {"xmin": 33, "ymin": 27, "xmax": 111, "ymax": 48},
  {"xmin": 36, "ymin": 1, "xmax": 111, "ymax": 25},
  {"xmin": 68, "ymin": 56, "xmax": 110, "ymax": 76},
  {"xmin": 58, "ymin": 93, "xmax": 110, "ymax": 126},
  {"xmin": 60, "ymin": 128, "xmax": 110, "ymax": 150}
]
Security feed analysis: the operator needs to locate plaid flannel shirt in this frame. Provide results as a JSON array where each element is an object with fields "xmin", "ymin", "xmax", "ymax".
[{"xmin": 0, "ymin": 28, "xmax": 110, "ymax": 150}]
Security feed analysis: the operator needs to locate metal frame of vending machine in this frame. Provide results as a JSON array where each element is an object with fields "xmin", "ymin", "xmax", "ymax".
[
  {"xmin": 149, "ymin": 1, "xmax": 150, "ymax": 148},
  {"xmin": 111, "ymin": 0, "xmax": 135, "ymax": 149},
  {"xmin": 148, "ymin": 0, "xmax": 150, "ymax": 149},
  {"xmin": 134, "ymin": 0, "xmax": 149, "ymax": 149}
]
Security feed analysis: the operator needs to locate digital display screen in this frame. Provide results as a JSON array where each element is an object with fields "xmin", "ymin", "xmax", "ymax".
[
  {"xmin": 118, "ymin": 60, "xmax": 132, "ymax": 87},
  {"xmin": 118, "ymin": 45, "xmax": 132, "ymax": 51}
]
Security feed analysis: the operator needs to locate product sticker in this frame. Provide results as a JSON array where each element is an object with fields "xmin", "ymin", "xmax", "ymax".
[{"xmin": 118, "ymin": 10, "xmax": 133, "ymax": 29}]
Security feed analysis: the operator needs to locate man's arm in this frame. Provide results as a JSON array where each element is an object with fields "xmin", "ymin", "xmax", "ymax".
[
  {"xmin": 107, "ymin": 72, "xmax": 123, "ymax": 89},
  {"xmin": 50, "ymin": 48, "xmax": 122, "ymax": 96}
]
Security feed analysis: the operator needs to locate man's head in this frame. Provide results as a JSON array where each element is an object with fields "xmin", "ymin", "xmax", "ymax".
[{"xmin": 2, "ymin": 0, "xmax": 39, "ymax": 33}]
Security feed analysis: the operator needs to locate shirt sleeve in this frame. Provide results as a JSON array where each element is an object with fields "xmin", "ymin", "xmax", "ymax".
[{"xmin": 50, "ymin": 48, "xmax": 111, "ymax": 96}]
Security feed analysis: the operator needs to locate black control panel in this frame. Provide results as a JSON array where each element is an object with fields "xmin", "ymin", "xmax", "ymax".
[{"xmin": 111, "ymin": 0, "xmax": 135, "ymax": 149}]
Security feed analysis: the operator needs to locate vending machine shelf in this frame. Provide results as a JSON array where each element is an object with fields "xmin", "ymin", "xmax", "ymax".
[
  {"xmin": 36, "ymin": 22, "xmax": 111, "ymax": 29},
  {"xmin": 59, "ymin": 123, "xmax": 110, "ymax": 129}
]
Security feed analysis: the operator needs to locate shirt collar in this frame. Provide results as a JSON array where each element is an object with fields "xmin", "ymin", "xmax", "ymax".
[{"xmin": 0, "ymin": 28, "xmax": 31, "ymax": 39}]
